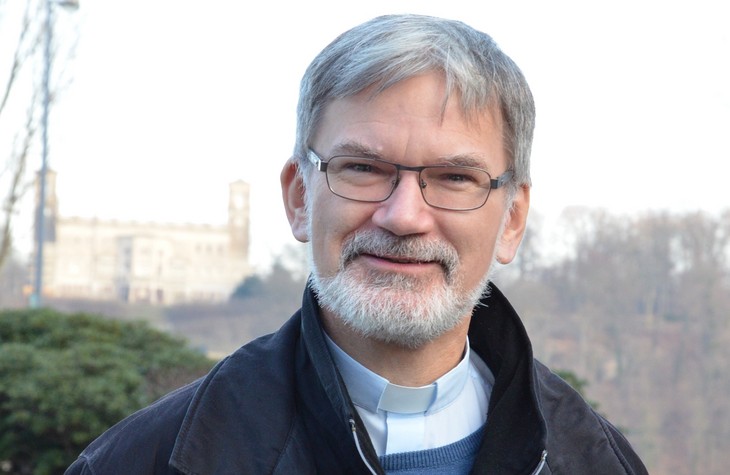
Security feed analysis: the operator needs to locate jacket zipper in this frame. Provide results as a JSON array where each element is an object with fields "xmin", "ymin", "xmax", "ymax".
[
  {"xmin": 531, "ymin": 450, "xmax": 548, "ymax": 474},
  {"xmin": 350, "ymin": 418, "xmax": 378, "ymax": 475}
]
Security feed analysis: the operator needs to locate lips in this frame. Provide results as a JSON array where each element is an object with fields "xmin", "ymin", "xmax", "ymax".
[
  {"xmin": 355, "ymin": 252, "xmax": 451, "ymax": 282},
  {"xmin": 374, "ymin": 254, "xmax": 431, "ymax": 265}
]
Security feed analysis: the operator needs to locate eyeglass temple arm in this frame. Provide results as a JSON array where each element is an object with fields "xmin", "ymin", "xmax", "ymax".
[
  {"xmin": 307, "ymin": 150, "xmax": 328, "ymax": 172},
  {"xmin": 491, "ymin": 170, "xmax": 514, "ymax": 189}
]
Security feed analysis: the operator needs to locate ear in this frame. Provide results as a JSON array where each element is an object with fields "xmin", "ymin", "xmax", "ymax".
[
  {"xmin": 280, "ymin": 158, "xmax": 310, "ymax": 243},
  {"xmin": 496, "ymin": 185, "xmax": 530, "ymax": 264}
]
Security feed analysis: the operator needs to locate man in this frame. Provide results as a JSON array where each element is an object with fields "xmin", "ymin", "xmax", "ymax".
[{"xmin": 66, "ymin": 14, "xmax": 648, "ymax": 474}]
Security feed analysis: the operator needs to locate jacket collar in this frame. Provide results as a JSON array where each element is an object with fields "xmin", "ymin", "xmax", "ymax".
[
  {"xmin": 468, "ymin": 283, "xmax": 548, "ymax": 473},
  {"xmin": 298, "ymin": 281, "xmax": 548, "ymax": 473},
  {"xmin": 169, "ymin": 286, "xmax": 375, "ymax": 475}
]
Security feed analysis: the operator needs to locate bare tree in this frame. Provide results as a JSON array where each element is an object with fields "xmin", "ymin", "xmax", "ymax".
[
  {"xmin": 0, "ymin": 0, "xmax": 77, "ymax": 271},
  {"xmin": 0, "ymin": 0, "xmax": 42, "ymax": 270}
]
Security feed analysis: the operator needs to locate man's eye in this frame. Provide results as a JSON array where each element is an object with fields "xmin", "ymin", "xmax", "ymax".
[
  {"xmin": 436, "ymin": 172, "xmax": 479, "ymax": 184},
  {"xmin": 339, "ymin": 159, "xmax": 391, "ymax": 175},
  {"xmin": 345, "ymin": 162, "xmax": 375, "ymax": 173},
  {"xmin": 445, "ymin": 173, "xmax": 473, "ymax": 182}
]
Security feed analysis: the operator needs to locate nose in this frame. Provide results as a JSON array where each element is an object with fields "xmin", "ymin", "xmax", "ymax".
[{"xmin": 371, "ymin": 171, "xmax": 435, "ymax": 236}]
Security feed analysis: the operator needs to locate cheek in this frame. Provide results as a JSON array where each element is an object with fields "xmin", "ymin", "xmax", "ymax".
[
  {"xmin": 308, "ymin": 196, "xmax": 372, "ymax": 272},
  {"xmin": 449, "ymin": 213, "xmax": 503, "ymax": 272}
]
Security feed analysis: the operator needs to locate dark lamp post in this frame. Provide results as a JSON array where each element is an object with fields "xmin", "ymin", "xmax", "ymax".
[{"xmin": 30, "ymin": 0, "xmax": 79, "ymax": 308}]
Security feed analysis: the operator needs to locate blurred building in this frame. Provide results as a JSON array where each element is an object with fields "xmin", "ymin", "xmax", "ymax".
[{"xmin": 31, "ymin": 170, "xmax": 251, "ymax": 304}]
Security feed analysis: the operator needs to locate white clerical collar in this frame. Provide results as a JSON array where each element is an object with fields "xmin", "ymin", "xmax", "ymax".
[{"xmin": 324, "ymin": 333, "xmax": 471, "ymax": 415}]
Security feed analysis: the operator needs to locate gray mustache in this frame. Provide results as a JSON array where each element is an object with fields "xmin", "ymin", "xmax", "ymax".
[{"xmin": 340, "ymin": 230, "xmax": 459, "ymax": 281}]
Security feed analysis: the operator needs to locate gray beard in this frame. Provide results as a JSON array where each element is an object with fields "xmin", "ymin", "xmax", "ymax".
[{"xmin": 309, "ymin": 229, "xmax": 493, "ymax": 349}]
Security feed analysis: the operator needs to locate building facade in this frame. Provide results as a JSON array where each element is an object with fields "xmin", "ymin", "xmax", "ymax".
[{"xmin": 32, "ymin": 171, "xmax": 251, "ymax": 305}]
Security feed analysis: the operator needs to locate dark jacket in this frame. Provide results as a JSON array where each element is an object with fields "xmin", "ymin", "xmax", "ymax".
[{"xmin": 65, "ymin": 284, "xmax": 648, "ymax": 474}]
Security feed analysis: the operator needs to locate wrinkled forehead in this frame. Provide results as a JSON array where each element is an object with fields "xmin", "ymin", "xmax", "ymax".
[
  {"xmin": 306, "ymin": 75, "xmax": 509, "ymax": 188},
  {"xmin": 314, "ymin": 72, "xmax": 504, "ymax": 142}
]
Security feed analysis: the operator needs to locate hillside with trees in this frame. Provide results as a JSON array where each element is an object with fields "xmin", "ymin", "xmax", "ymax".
[{"xmin": 500, "ymin": 208, "xmax": 730, "ymax": 474}]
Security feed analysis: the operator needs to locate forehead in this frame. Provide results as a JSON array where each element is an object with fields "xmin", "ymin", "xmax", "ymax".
[{"xmin": 313, "ymin": 73, "xmax": 506, "ymax": 168}]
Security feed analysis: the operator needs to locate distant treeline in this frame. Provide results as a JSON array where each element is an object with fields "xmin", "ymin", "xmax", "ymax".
[{"xmin": 498, "ymin": 209, "xmax": 729, "ymax": 475}]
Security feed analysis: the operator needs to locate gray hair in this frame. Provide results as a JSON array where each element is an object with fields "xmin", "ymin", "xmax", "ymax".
[{"xmin": 294, "ymin": 14, "xmax": 535, "ymax": 189}]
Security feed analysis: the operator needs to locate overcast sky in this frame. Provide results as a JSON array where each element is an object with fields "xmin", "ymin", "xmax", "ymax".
[{"xmin": 5, "ymin": 0, "xmax": 729, "ymax": 270}]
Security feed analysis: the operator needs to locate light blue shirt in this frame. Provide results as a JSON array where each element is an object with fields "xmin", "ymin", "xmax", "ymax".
[{"xmin": 325, "ymin": 335, "xmax": 494, "ymax": 456}]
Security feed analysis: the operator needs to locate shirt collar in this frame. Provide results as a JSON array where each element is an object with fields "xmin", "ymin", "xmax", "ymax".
[{"xmin": 325, "ymin": 333, "xmax": 471, "ymax": 415}]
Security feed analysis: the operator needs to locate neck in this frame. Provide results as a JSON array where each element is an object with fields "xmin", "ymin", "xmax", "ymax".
[{"xmin": 322, "ymin": 312, "xmax": 470, "ymax": 387}]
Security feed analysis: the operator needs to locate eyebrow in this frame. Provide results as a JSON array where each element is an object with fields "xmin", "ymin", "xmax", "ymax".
[
  {"xmin": 438, "ymin": 154, "xmax": 489, "ymax": 169},
  {"xmin": 329, "ymin": 141, "xmax": 382, "ymax": 159},
  {"xmin": 328, "ymin": 141, "xmax": 492, "ymax": 170}
]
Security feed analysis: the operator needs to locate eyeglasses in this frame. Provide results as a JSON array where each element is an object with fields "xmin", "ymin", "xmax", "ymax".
[{"xmin": 307, "ymin": 149, "xmax": 513, "ymax": 211}]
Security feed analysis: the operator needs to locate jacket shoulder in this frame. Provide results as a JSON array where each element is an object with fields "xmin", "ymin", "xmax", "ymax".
[
  {"xmin": 170, "ymin": 315, "xmax": 308, "ymax": 474},
  {"xmin": 65, "ymin": 379, "xmax": 202, "ymax": 475},
  {"xmin": 533, "ymin": 361, "xmax": 648, "ymax": 475},
  {"xmin": 66, "ymin": 315, "xmax": 305, "ymax": 475}
]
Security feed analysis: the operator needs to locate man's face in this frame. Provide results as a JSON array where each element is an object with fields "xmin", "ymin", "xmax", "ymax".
[{"xmin": 282, "ymin": 72, "xmax": 529, "ymax": 347}]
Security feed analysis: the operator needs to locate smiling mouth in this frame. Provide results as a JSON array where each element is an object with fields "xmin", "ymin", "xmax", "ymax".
[{"xmin": 339, "ymin": 231, "xmax": 459, "ymax": 283}]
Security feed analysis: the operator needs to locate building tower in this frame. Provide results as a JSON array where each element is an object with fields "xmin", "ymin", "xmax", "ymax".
[{"xmin": 228, "ymin": 180, "xmax": 250, "ymax": 260}]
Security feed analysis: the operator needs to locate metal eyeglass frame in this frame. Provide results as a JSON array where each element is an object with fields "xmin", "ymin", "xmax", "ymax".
[{"xmin": 306, "ymin": 149, "xmax": 513, "ymax": 211}]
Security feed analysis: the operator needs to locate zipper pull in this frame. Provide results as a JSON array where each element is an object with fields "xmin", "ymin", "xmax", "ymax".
[
  {"xmin": 349, "ymin": 418, "xmax": 378, "ymax": 475},
  {"xmin": 531, "ymin": 450, "xmax": 548, "ymax": 474}
]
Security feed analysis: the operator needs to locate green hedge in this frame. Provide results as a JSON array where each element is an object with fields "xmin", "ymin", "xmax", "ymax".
[{"xmin": 0, "ymin": 309, "xmax": 214, "ymax": 475}]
